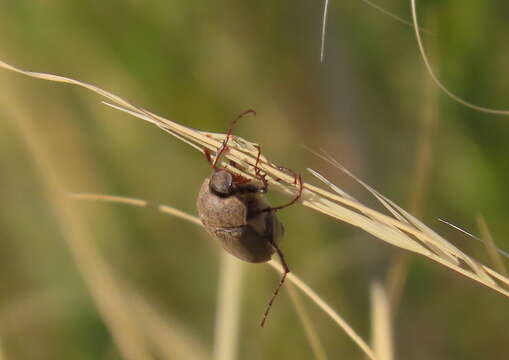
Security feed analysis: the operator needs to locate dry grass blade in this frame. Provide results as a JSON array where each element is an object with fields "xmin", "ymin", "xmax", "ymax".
[
  {"xmin": 71, "ymin": 193, "xmax": 377, "ymax": 360},
  {"xmin": 268, "ymin": 261, "xmax": 377, "ymax": 360},
  {"xmin": 286, "ymin": 284, "xmax": 328, "ymax": 360},
  {"xmin": 476, "ymin": 216, "xmax": 508, "ymax": 277},
  {"xmin": 306, "ymin": 149, "xmax": 509, "ymax": 296},
  {"xmin": 359, "ymin": 0, "xmax": 432, "ymax": 34},
  {"xmin": 320, "ymin": 0, "xmax": 329, "ymax": 63},
  {"xmin": 68, "ymin": 193, "xmax": 202, "ymax": 225},
  {"xmin": 370, "ymin": 282, "xmax": 393, "ymax": 360},
  {"xmin": 320, "ymin": 0, "xmax": 433, "ymax": 62},
  {"xmin": 410, "ymin": 0, "xmax": 509, "ymax": 115},
  {"xmin": 0, "ymin": 334, "xmax": 5, "ymax": 360},
  {"xmin": 0, "ymin": 90, "xmax": 152, "ymax": 360},
  {"xmin": 438, "ymin": 218, "xmax": 509, "ymax": 261},
  {"xmin": 2, "ymin": 59, "xmax": 509, "ymax": 314},
  {"xmin": 386, "ymin": 64, "xmax": 438, "ymax": 313},
  {"xmin": 213, "ymin": 253, "xmax": 243, "ymax": 360},
  {"xmin": 128, "ymin": 293, "xmax": 210, "ymax": 360}
]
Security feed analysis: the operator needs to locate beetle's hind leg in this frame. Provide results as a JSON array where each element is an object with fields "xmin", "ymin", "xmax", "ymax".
[
  {"xmin": 251, "ymin": 145, "xmax": 303, "ymax": 212},
  {"xmin": 270, "ymin": 174, "xmax": 303, "ymax": 211},
  {"xmin": 260, "ymin": 239, "xmax": 290, "ymax": 327},
  {"xmin": 257, "ymin": 174, "xmax": 303, "ymax": 215}
]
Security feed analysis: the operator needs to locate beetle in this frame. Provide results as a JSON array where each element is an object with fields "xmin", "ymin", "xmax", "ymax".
[{"xmin": 196, "ymin": 110, "xmax": 302, "ymax": 327}]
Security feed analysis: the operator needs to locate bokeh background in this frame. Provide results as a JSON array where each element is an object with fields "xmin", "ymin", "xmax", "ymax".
[{"xmin": 1, "ymin": 1, "xmax": 509, "ymax": 359}]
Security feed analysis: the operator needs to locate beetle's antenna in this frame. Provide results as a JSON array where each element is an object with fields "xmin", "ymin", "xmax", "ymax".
[
  {"xmin": 260, "ymin": 241, "xmax": 290, "ymax": 327},
  {"xmin": 211, "ymin": 109, "xmax": 256, "ymax": 168}
]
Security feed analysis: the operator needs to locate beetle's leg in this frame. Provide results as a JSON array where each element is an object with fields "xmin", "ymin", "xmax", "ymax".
[
  {"xmin": 271, "ymin": 174, "xmax": 302, "ymax": 211},
  {"xmin": 276, "ymin": 165, "xmax": 299, "ymax": 185},
  {"xmin": 212, "ymin": 144, "xmax": 230, "ymax": 169},
  {"xmin": 253, "ymin": 145, "xmax": 269, "ymax": 193},
  {"xmin": 204, "ymin": 148, "xmax": 214, "ymax": 165},
  {"xmin": 260, "ymin": 240, "xmax": 290, "ymax": 327},
  {"xmin": 212, "ymin": 109, "xmax": 256, "ymax": 169},
  {"xmin": 259, "ymin": 174, "xmax": 303, "ymax": 214}
]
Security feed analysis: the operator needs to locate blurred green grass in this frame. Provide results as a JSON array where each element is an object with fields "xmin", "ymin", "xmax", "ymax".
[{"xmin": 1, "ymin": 1, "xmax": 509, "ymax": 359}]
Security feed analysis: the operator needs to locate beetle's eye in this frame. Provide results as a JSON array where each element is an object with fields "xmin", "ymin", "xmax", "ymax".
[{"xmin": 210, "ymin": 170, "xmax": 234, "ymax": 196}]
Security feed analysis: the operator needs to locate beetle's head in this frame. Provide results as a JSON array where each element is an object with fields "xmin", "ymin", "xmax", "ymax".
[{"xmin": 209, "ymin": 170, "xmax": 235, "ymax": 196}]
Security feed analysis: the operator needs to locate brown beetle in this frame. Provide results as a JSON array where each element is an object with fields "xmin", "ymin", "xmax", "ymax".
[
  {"xmin": 197, "ymin": 173, "xmax": 285, "ymax": 263},
  {"xmin": 196, "ymin": 110, "xmax": 302, "ymax": 327}
]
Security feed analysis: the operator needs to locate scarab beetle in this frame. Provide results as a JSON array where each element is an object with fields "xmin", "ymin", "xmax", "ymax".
[
  {"xmin": 197, "ymin": 171, "xmax": 285, "ymax": 263},
  {"xmin": 196, "ymin": 110, "xmax": 302, "ymax": 326}
]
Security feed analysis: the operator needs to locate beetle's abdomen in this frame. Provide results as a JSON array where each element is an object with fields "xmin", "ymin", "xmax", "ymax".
[{"xmin": 212, "ymin": 226, "xmax": 275, "ymax": 263}]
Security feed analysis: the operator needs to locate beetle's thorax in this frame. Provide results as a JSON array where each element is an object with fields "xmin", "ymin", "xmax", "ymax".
[{"xmin": 197, "ymin": 176, "xmax": 246, "ymax": 228}]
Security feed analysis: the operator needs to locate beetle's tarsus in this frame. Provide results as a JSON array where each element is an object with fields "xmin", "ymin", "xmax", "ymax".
[{"xmin": 260, "ymin": 240, "xmax": 290, "ymax": 328}]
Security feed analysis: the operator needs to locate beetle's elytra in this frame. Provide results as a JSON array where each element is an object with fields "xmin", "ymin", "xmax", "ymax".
[
  {"xmin": 197, "ymin": 172, "xmax": 284, "ymax": 263},
  {"xmin": 196, "ymin": 110, "xmax": 302, "ymax": 327}
]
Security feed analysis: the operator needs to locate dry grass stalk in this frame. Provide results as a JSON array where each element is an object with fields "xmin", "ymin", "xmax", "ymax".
[
  {"xmin": 69, "ymin": 193, "xmax": 377, "ymax": 359},
  {"xmin": 386, "ymin": 51, "xmax": 438, "ymax": 312},
  {"xmin": 128, "ymin": 292, "xmax": 210, "ymax": 360},
  {"xmin": 476, "ymin": 216, "xmax": 508, "ymax": 277},
  {"xmin": 370, "ymin": 282, "xmax": 393, "ymax": 360},
  {"xmin": 3, "ymin": 57, "xmax": 509, "ymax": 354},
  {"xmin": 286, "ymin": 283, "xmax": 328, "ymax": 360},
  {"xmin": 320, "ymin": 0, "xmax": 433, "ymax": 63},
  {"xmin": 410, "ymin": 0, "xmax": 509, "ymax": 115},
  {"xmin": 213, "ymin": 253, "xmax": 243, "ymax": 360},
  {"xmin": 0, "ymin": 334, "xmax": 5, "ymax": 360},
  {"xmin": 269, "ymin": 261, "xmax": 377, "ymax": 360},
  {"xmin": 0, "ymin": 85, "xmax": 153, "ymax": 360}
]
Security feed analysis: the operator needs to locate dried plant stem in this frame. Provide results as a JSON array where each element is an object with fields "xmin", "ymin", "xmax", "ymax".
[
  {"xmin": 0, "ymin": 334, "xmax": 5, "ymax": 360},
  {"xmin": 370, "ymin": 282, "xmax": 393, "ymax": 360},
  {"xmin": 2, "ymin": 58, "xmax": 509, "ymax": 325},
  {"xmin": 286, "ymin": 285, "xmax": 328, "ymax": 360},
  {"xmin": 213, "ymin": 253, "xmax": 243, "ymax": 360},
  {"xmin": 476, "ymin": 216, "xmax": 508, "ymax": 277},
  {"xmin": 320, "ymin": 0, "xmax": 432, "ymax": 62},
  {"xmin": 68, "ymin": 193, "xmax": 202, "ymax": 225},
  {"xmin": 385, "ymin": 255, "xmax": 409, "ymax": 313},
  {"xmin": 268, "ymin": 261, "xmax": 377, "ymax": 360},
  {"xmin": 320, "ymin": 0, "xmax": 329, "ymax": 62},
  {"xmin": 387, "ymin": 45, "xmax": 438, "ymax": 312},
  {"xmin": 410, "ymin": 0, "xmax": 509, "ymax": 115},
  {"xmin": 0, "ymin": 98, "xmax": 152, "ymax": 360},
  {"xmin": 128, "ymin": 292, "xmax": 210, "ymax": 360},
  {"xmin": 70, "ymin": 193, "xmax": 378, "ymax": 360}
]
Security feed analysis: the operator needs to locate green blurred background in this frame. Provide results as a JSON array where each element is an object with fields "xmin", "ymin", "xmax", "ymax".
[{"xmin": 1, "ymin": 1, "xmax": 509, "ymax": 359}]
